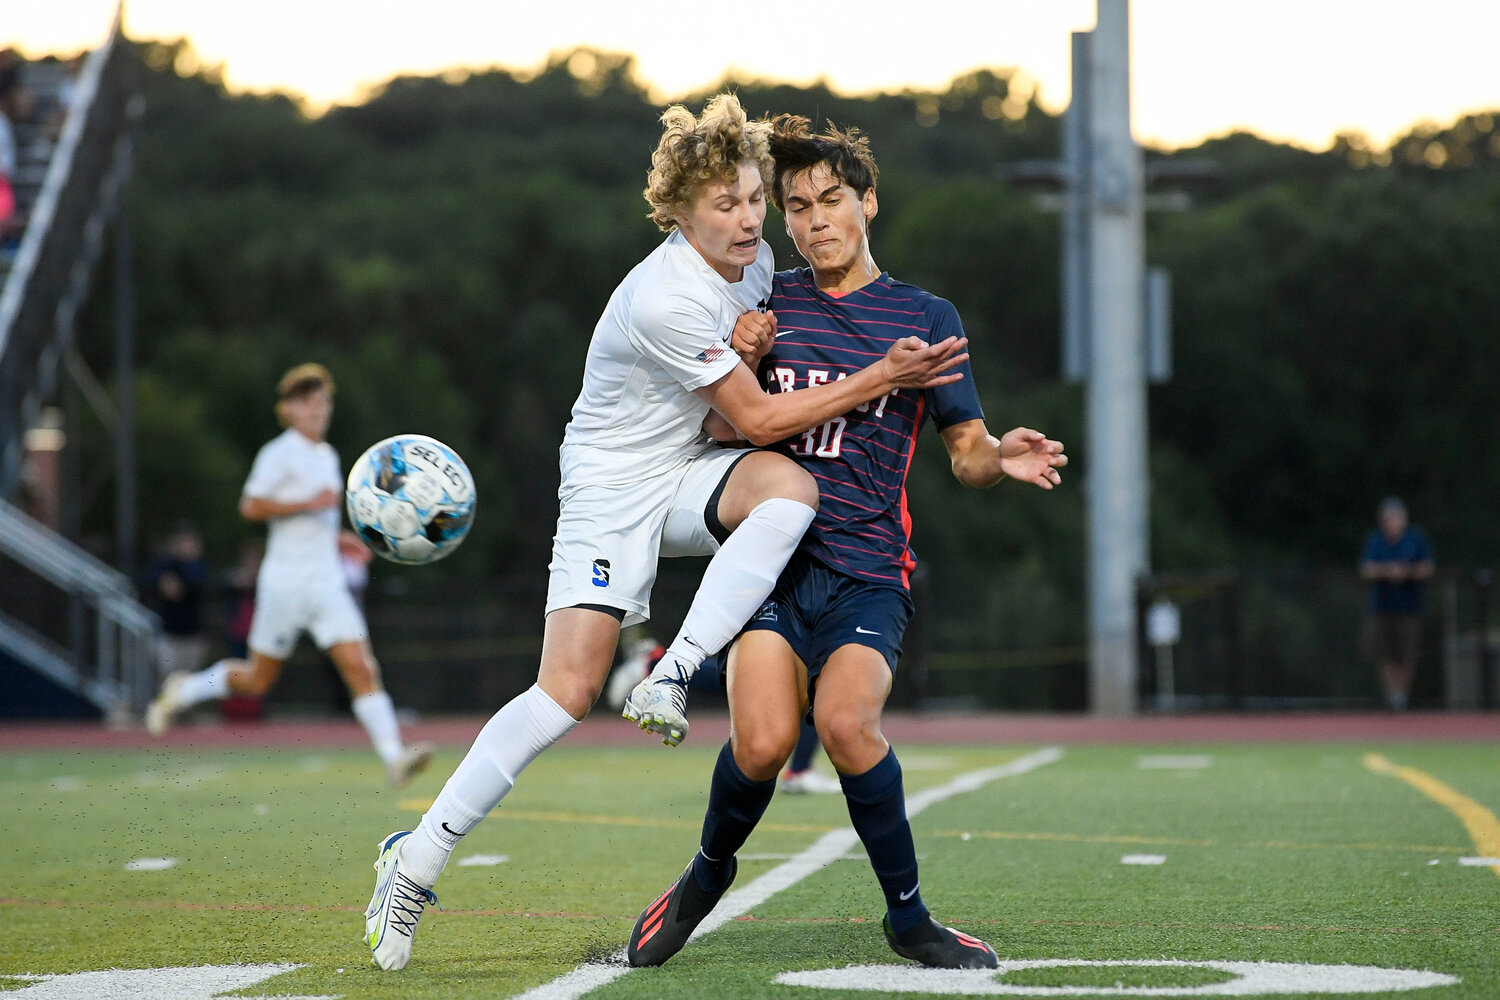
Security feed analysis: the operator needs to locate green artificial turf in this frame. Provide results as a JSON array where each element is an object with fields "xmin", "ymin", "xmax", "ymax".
[{"xmin": 1, "ymin": 739, "xmax": 1495, "ymax": 998}]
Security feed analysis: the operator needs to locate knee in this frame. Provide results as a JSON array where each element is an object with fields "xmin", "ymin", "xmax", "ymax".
[
  {"xmin": 777, "ymin": 462, "xmax": 818, "ymax": 511},
  {"xmin": 238, "ymin": 669, "xmax": 276, "ymax": 698},
  {"xmin": 751, "ymin": 454, "xmax": 817, "ymax": 512},
  {"xmin": 541, "ymin": 673, "xmax": 601, "ymax": 721},
  {"xmin": 817, "ymin": 709, "xmax": 883, "ymax": 765},
  {"xmin": 733, "ymin": 723, "xmax": 799, "ymax": 779}
]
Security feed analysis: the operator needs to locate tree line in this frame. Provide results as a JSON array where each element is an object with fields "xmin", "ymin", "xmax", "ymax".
[{"xmin": 69, "ymin": 40, "xmax": 1500, "ymax": 656}]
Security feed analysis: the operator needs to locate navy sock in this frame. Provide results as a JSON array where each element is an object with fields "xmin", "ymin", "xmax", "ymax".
[
  {"xmin": 788, "ymin": 720, "xmax": 820, "ymax": 773},
  {"xmin": 693, "ymin": 741, "xmax": 776, "ymax": 892},
  {"xmin": 840, "ymin": 747, "xmax": 928, "ymax": 936}
]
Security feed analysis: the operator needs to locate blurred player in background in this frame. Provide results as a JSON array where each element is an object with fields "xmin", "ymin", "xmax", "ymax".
[
  {"xmin": 362, "ymin": 93, "xmax": 969, "ymax": 971},
  {"xmin": 146, "ymin": 363, "xmax": 433, "ymax": 788},
  {"xmin": 625, "ymin": 116, "xmax": 1066, "ymax": 970}
]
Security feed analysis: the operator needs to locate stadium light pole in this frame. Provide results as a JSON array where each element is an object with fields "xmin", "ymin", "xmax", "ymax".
[
  {"xmin": 1011, "ymin": 3, "xmax": 1210, "ymax": 714},
  {"xmin": 1080, "ymin": 0, "xmax": 1148, "ymax": 716}
]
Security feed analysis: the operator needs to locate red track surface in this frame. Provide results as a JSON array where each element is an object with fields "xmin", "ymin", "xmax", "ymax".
[{"xmin": 1, "ymin": 710, "xmax": 1495, "ymax": 751}]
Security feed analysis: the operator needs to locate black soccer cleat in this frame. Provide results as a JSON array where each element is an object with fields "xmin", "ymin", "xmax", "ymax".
[
  {"xmin": 626, "ymin": 857, "xmax": 737, "ymax": 967},
  {"xmin": 883, "ymin": 914, "xmax": 999, "ymax": 969}
]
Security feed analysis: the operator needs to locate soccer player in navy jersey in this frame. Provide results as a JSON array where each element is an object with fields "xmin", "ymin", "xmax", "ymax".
[{"xmin": 625, "ymin": 115, "xmax": 1066, "ymax": 970}]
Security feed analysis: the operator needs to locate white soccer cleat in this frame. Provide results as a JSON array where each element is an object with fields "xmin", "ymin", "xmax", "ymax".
[
  {"xmin": 365, "ymin": 830, "xmax": 439, "ymax": 970},
  {"xmin": 386, "ymin": 742, "xmax": 435, "ymax": 789},
  {"xmin": 145, "ymin": 672, "xmax": 191, "ymax": 737},
  {"xmin": 622, "ymin": 659, "xmax": 691, "ymax": 747},
  {"xmin": 779, "ymin": 767, "xmax": 843, "ymax": 795}
]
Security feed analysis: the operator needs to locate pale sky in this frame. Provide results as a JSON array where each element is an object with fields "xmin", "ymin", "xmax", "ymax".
[{"xmin": 8, "ymin": 0, "xmax": 1500, "ymax": 151}]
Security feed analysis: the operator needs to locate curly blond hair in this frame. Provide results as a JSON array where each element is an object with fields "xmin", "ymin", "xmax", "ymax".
[{"xmin": 643, "ymin": 93, "xmax": 773, "ymax": 232}]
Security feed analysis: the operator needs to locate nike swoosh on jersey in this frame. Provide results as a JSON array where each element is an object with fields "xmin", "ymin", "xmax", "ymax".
[{"xmin": 854, "ymin": 626, "xmax": 881, "ymax": 635}]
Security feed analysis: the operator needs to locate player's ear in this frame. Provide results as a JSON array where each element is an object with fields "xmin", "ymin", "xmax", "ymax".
[{"xmin": 863, "ymin": 188, "xmax": 878, "ymax": 225}]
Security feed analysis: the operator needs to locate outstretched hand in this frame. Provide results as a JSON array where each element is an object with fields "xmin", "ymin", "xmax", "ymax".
[
  {"xmin": 998, "ymin": 427, "xmax": 1067, "ymax": 489},
  {"xmin": 880, "ymin": 335, "xmax": 969, "ymax": 390}
]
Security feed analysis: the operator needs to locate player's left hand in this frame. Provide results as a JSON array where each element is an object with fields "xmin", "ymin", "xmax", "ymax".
[{"xmin": 997, "ymin": 427, "xmax": 1067, "ymax": 489}]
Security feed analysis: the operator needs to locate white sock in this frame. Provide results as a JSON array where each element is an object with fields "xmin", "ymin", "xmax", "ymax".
[
  {"xmin": 180, "ymin": 660, "xmax": 233, "ymax": 705},
  {"xmin": 403, "ymin": 684, "xmax": 577, "ymax": 887},
  {"xmin": 351, "ymin": 691, "xmax": 404, "ymax": 766},
  {"xmin": 660, "ymin": 496, "xmax": 815, "ymax": 679}
]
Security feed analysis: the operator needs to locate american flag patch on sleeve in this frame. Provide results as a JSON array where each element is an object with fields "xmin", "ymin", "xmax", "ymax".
[{"xmin": 696, "ymin": 344, "xmax": 726, "ymax": 364}]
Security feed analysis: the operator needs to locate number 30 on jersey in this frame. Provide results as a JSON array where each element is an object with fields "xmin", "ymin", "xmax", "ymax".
[{"xmin": 766, "ymin": 366, "xmax": 895, "ymax": 459}]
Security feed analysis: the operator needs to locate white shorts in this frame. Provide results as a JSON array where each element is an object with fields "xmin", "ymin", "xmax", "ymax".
[
  {"xmin": 546, "ymin": 447, "xmax": 747, "ymax": 627},
  {"xmin": 248, "ymin": 580, "xmax": 368, "ymax": 660}
]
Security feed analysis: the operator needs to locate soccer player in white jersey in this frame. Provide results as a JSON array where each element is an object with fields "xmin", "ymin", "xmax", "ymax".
[
  {"xmin": 362, "ymin": 93, "xmax": 969, "ymax": 971},
  {"xmin": 146, "ymin": 364, "xmax": 434, "ymax": 788}
]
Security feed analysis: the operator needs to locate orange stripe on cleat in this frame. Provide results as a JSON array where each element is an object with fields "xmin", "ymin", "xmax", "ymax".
[{"xmin": 644, "ymin": 890, "xmax": 672, "ymax": 922}]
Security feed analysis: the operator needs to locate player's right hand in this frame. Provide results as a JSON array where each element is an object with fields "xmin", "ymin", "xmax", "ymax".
[
  {"xmin": 882, "ymin": 335, "xmax": 968, "ymax": 389},
  {"xmin": 732, "ymin": 309, "xmax": 776, "ymax": 365}
]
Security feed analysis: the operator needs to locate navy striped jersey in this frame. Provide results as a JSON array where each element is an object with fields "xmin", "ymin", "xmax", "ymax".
[{"xmin": 763, "ymin": 268, "xmax": 985, "ymax": 589}]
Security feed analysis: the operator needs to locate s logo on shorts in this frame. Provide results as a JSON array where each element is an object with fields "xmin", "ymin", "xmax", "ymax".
[
  {"xmin": 752, "ymin": 599, "xmax": 778, "ymax": 623},
  {"xmin": 591, "ymin": 558, "xmax": 611, "ymax": 588}
]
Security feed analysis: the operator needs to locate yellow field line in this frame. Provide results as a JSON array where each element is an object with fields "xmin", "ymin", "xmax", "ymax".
[
  {"xmin": 1364, "ymin": 752, "xmax": 1500, "ymax": 878},
  {"xmin": 399, "ymin": 799, "xmax": 1465, "ymax": 856}
]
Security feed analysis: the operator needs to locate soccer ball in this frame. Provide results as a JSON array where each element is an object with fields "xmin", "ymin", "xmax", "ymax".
[{"xmin": 345, "ymin": 434, "xmax": 475, "ymax": 564}]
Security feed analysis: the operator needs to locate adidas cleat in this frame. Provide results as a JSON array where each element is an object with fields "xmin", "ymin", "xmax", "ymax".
[
  {"xmin": 364, "ymin": 830, "xmax": 439, "ymax": 970},
  {"xmin": 622, "ymin": 661, "xmax": 691, "ymax": 747},
  {"xmin": 626, "ymin": 857, "xmax": 736, "ymax": 967},
  {"xmin": 883, "ymin": 914, "xmax": 998, "ymax": 969}
]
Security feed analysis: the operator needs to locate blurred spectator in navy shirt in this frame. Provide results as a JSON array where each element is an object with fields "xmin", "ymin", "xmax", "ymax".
[
  {"xmin": 1359, "ymin": 497, "xmax": 1434, "ymax": 711},
  {"xmin": 145, "ymin": 522, "xmax": 212, "ymax": 681}
]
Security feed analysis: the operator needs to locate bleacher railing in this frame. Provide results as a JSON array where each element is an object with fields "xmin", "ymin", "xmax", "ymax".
[
  {"xmin": 0, "ymin": 11, "xmax": 136, "ymax": 496},
  {"xmin": 0, "ymin": 497, "xmax": 157, "ymax": 717}
]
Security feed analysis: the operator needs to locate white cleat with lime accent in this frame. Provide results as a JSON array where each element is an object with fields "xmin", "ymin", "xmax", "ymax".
[
  {"xmin": 364, "ymin": 830, "xmax": 438, "ymax": 970},
  {"xmin": 622, "ymin": 659, "xmax": 691, "ymax": 747}
]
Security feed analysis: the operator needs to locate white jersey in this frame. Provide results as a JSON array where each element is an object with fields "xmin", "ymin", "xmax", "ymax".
[
  {"xmin": 559, "ymin": 230, "xmax": 773, "ymax": 490},
  {"xmin": 242, "ymin": 428, "xmax": 344, "ymax": 590}
]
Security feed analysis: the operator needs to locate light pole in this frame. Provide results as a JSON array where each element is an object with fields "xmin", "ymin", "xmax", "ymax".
[{"xmin": 1079, "ymin": 0, "xmax": 1148, "ymax": 716}]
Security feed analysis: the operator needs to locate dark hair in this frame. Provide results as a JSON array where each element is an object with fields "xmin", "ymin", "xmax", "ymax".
[{"xmin": 767, "ymin": 114, "xmax": 879, "ymax": 213}]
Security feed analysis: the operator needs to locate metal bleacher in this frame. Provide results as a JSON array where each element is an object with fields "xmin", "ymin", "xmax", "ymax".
[{"xmin": 0, "ymin": 11, "xmax": 157, "ymax": 721}]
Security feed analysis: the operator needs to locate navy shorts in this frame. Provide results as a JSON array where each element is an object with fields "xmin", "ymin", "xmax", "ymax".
[{"xmin": 739, "ymin": 551, "xmax": 914, "ymax": 684}]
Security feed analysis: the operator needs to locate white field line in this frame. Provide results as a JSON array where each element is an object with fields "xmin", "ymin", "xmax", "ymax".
[{"xmin": 511, "ymin": 746, "xmax": 1064, "ymax": 1000}]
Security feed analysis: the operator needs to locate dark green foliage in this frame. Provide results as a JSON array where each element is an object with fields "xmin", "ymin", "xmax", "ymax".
[{"xmin": 69, "ymin": 41, "xmax": 1500, "ymax": 655}]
